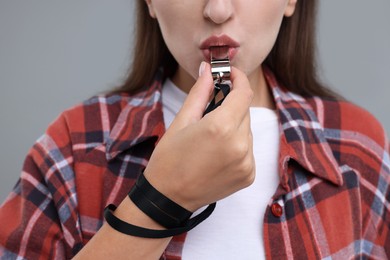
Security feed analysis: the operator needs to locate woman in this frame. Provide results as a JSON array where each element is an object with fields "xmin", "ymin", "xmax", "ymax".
[{"xmin": 0, "ymin": 0, "xmax": 389, "ymax": 259}]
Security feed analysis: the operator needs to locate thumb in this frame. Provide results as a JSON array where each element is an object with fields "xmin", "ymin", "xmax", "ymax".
[{"xmin": 173, "ymin": 62, "xmax": 214, "ymax": 128}]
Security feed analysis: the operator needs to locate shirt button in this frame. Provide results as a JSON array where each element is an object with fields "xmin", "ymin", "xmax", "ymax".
[{"xmin": 271, "ymin": 202, "xmax": 283, "ymax": 217}]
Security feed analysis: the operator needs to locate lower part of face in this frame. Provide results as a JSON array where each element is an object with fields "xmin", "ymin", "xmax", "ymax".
[{"xmin": 150, "ymin": 0, "xmax": 292, "ymax": 85}]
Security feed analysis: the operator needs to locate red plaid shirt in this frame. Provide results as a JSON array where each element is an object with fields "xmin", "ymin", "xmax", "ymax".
[{"xmin": 1, "ymin": 68, "xmax": 389, "ymax": 259}]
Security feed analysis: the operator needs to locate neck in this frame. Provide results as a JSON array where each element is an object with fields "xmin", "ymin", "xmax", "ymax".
[
  {"xmin": 172, "ymin": 65, "xmax": 275, "ymax": 109},
  {"xmin": 247, "ymin": 66, "xmax": 275, "ymax": 109}
]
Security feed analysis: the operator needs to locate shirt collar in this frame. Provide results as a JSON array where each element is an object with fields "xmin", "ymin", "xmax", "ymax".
[
  {"xmin": 105, "ymin": 69, "xmax": 165, "ymax": 161},
  {"xmin": 264, "ymin": 67, "xmax": 343, "ymax": 187}
]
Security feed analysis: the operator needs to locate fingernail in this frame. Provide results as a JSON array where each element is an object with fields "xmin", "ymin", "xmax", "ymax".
[{"xmin": 198, "ymin": 61, "xmax": 206, "ymax": 77}]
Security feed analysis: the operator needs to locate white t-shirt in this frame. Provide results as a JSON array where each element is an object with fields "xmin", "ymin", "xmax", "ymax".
[{"xmin": 162, "ymin": 78, "xmax": 280, "ymax": 260}]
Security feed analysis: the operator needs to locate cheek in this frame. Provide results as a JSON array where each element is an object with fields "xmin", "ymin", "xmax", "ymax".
[
  {"xmin": 239, "ymin": 0, "xmax": 288, "ymax": 69},
  {"xmin": 153, "ymin": 2, "xmax": 203, "ymax": 78},
  {"xmin": 153, "ymin": 2, "xmax": 200, "ymax": 41},
  {"xmin": 245, "ymin": 0, "xmax": 287, "ymax": 42},
  {"xmin": 153, "ymin": 2, "xmax": 184, "ymax": 36}
]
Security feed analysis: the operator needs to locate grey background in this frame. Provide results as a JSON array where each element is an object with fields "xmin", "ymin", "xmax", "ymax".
[{"xmin": 0, "ymin": 1, "xmax": 389, "ymax": 203}]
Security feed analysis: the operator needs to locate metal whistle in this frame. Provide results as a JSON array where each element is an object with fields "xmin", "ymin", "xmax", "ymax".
[
  {"xmin": 202, "ymin": 46, "xmax": 232, "ymax": 116},
  {"xmin": 210, "ymin": 46, "xmax": 231, "ymax": 86}
]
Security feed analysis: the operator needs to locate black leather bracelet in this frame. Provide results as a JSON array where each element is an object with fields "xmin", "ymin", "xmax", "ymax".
[
  {"xmin": 104, "ymin": 202, "xmax": 216, "ymax": 238},
  {"xmin": 128, "ymin": 183, "xmax": 183, "ymax": 228},
  {"xmin": 103, "ymin": 171, "xmax": 216, "ymax": 238},
  {"xmin": 133, "ymin": 172, "xmax": 192, "ymax": 225}
]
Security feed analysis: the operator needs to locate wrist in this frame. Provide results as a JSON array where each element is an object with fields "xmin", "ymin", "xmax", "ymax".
[
  {"xmin": 104, "ymin": 171, "xmax": 216, "ymax": 238},
  {"xmin": 114, "ymin": 196, "xmax": 166, "ymax": 230},
  {"xmin": 143, "ymin": 169, "xmax": 200, "ymax": 212}
]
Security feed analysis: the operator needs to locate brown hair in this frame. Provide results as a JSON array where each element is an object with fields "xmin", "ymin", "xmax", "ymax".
[{"xmin": 114, "ymin": 0, "xmax": 338, "ymax": 98}]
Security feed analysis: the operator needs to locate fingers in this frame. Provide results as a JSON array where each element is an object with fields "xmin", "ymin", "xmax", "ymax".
[
  {"xmin": 172, "ymin": 64, "xmax": 253, "ymax": 133},
  {"xmin": 238, "ymin": 107, "xmax": 251, "ymax": 136},
  {"xmin": 172, "ymin": 62, "xmax": 214, "ymax": 129},
  {"xmin": 218, "ymin": 66, "xmax": 253, "ymax": 126}
]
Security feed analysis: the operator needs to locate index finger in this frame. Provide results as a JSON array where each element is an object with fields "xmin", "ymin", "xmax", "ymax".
[{"xmin": 217, "ymin": 66, "xmax": 253, "ymax": 124}]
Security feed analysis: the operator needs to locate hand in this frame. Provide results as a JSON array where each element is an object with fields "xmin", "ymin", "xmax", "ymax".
[{"xmin": 144, "ymin": 62, "xmax": 255, "ymax": 212}]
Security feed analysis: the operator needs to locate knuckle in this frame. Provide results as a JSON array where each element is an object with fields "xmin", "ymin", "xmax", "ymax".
[
  {"xmin": 232, "ymin": 141, "xmax": 249, "ymax": 159},
  {"xmin": 205, "ymin": 121, "xmax": 221, "ymax": 137},
  {"xmin": 238, "ymin": 158, "xmax": 255, "ymax": 186},
  {"xmin": 221, "ymin": 124, "xmax": 235, "ymax": 138},
  {"xmin": 245, "ymin": 87, "xmax": 254, "ymax": 102},
  {"xmin": 207, "ymin": 118, "xmax": 235, "ymax": 139},
  {"xmin": 232, "ymin": 83, "xmax": 253, "ymax": 104},
  {"xmin": 247, "ymin": 132, "xmax": 253, "ymax": 144},
  {"xmin": 242, "ymin": 158, "xmax": 254, "ymax": 174},
  {"xmin": 231, "ymin": 134, "xmax": 252, "ymax": 158},
  {"xmin": 245, "ymin": 172, "xmax": 256, "ymax": 186}
]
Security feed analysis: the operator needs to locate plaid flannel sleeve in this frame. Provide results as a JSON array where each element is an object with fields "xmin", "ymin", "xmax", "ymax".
[
  {"xmin": 368, "ymin": 121, "xmax": 390, "ymax": 256},
  {"xmin": 383, "ymin": 134, "xmax": 390, "ymax": 254},
  {"xmin": 0, "ymin": 113, "xmax": 83, "ymax": 259}
]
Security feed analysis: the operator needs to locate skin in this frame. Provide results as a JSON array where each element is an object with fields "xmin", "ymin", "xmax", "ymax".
[
  {"xmin": 74, "ymin": 1, "xmax": 297, "ymax": 259},
  {"xmin": 148, "ymin": 0, "xmax": 297, "ymax": 107}
]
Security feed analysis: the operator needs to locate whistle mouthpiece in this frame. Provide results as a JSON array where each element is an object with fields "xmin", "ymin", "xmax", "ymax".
[{"xmin": 210, "ymin": 46, "xmax": 231, "ymax": 84}]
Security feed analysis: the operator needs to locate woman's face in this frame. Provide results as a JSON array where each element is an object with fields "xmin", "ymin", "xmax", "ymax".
[{"xmin": 146, "ymin": 0, "xmax": 297, "ymax": 89}]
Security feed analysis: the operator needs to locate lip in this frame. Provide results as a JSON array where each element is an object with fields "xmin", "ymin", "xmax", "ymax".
[{"xmin": 200, "ymin": 34, "xmax": 240, "ymax": 62}]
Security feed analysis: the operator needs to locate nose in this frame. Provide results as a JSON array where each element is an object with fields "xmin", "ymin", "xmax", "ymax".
[{"xmin": 203, "ymin": 0, "xmax": 234, "ymax": 25}]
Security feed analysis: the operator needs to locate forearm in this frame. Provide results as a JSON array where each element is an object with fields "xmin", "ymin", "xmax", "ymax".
[{"xmin": 73, "ymin": 197, "xmax": 171, "ymax": 260}]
